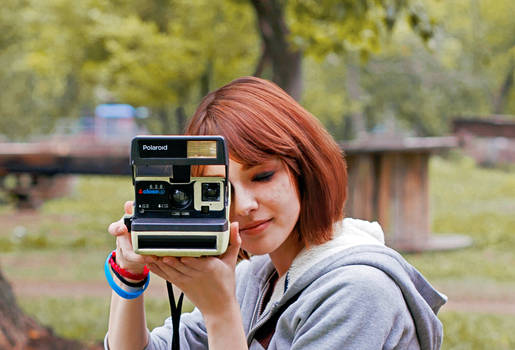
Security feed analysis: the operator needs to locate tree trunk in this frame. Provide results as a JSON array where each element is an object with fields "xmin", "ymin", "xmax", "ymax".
[
  {"xmin": 175, "ymin": 106, "xmax": 187, "ymax": 134},
  {"xmin": 0, "ymin": 267, "xmax": 99, "ymax": 350},
  {"xmin": 345, "ymin": 62, "xmax": 367, "ymax": 139},
  {"xmin": 156, "ymin": 107, "xmax": 172, "ymax": 134},
  {"xmin": 250, "ymin": 0, "xmax": 303, "ymax": 100},
  {"xmin": 492, "ymin": 61, "xmax": 514, "ymax": 114}
]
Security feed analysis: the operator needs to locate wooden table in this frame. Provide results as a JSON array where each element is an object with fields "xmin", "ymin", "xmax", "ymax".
[
  {"xmin": 341, "ymin": 136, "xmax": 472, "ymax": 252},
  {"xmin": 0, "ymin": 139, "xmax": 130, "ymax": 208}
]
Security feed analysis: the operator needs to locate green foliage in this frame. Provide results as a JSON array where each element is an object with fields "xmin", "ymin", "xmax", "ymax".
[
  {"xmin": 2, "ymin": 0, "xmax": 514, "ymax": 140},
  {"xmin": 301, "ymin": 0, "xmax": 515, "ymax": 139},
  {"xmin": 286, "ymin": 0, "xmax": 434, "ymax": 58},
  {"xmin": 92, "ymin": 1, "xmax": 259, "ymax": 113},
  {"xmin": 0, "ymin": 0, "xmax": 260, "ymax": 139},
  {"xmin": 0, "ymin": 0, "xmax": 438, "ymax": 140}
]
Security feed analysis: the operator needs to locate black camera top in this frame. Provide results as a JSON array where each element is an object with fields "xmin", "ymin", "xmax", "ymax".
[
  {"xmin": 130, "ymin": 135, "xmax": 230, "ymax": 220},
  {"xmin": 131, "ymin": 135, "xmax": 228, "ymax": 167}
]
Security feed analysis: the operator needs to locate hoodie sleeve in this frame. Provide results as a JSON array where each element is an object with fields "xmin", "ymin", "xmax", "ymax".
[{"xmin": 281, "ymin": 265, "xmax": 420, "ymax": 350}]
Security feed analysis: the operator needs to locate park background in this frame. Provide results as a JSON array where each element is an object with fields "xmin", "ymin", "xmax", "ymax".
[{"xmin": 0, "ymin": 0, "xmax": 514, "ymax": 349}]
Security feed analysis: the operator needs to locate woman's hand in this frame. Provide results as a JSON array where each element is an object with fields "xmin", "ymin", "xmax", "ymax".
[
  {"xmin": 147, "ymin": 222, "xmax": 242, "ymax": 318},
  {"xmin": 107, "ymin": 201, "xmax": 150, "ymax": 275}
]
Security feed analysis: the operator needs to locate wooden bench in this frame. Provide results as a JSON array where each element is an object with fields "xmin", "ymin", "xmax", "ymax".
[{"xmin": 342, "ymin": 136, "xmax": 472, "ymax": 252}]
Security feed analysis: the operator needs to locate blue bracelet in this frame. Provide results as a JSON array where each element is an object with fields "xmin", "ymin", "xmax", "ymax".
[{"xmin": 104, "ymin": 251, "xmax": 150, "ymax": 300}]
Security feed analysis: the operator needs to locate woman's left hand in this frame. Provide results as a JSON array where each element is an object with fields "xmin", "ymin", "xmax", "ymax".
[{"xmin": 146, "ymin": 222, "xmax": 242, "ymax": 318}]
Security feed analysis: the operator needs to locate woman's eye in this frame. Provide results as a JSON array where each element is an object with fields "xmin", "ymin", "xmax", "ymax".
[{"xmin": 253, "ymin": 171, "xmax": 275, "ymax": 182}]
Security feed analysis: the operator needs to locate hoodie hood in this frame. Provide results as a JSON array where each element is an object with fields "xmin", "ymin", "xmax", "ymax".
[
  {"xmin": 265, "ymin": 218, "xmax": 385, "ymax": 308},
  {"xmin": 262, "ymin": 218, "xmax": 446, "ymax": 350},
  {"xmin": 288, "ymin": 218, "xmax": 385, "ymax": 285}
]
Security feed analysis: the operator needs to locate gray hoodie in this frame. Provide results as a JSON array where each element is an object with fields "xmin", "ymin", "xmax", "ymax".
[{"xmin": 121, "ymin": 218, "xmax": 447, "ymax": 350}]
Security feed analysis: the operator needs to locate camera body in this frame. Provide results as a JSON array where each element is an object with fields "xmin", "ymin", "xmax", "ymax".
[{"xmin": 125, "ymin": 135, "xmax": 230, "ymax": 256}]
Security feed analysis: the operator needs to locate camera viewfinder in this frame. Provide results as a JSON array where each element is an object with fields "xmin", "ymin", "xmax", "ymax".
[{"xmin": 202, "ymin": 183, "xmax": 220, "ymax": 201}]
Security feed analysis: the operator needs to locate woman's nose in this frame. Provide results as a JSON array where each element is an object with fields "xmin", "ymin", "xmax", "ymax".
[{"xmin": 232, "ymin": 185, "xmax": 258, "ymax": 217}]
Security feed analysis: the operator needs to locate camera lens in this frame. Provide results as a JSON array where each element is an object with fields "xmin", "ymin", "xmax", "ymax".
[
  {"xmin": 202, "ymin": 183, "xmax": 220, "ymax": 201},
  {"xmin": 171, "ymin": 189, "xmax": 191, "ymax": 208}
]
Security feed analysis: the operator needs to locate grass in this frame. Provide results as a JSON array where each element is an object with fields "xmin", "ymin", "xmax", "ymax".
[
  {"xmin": 405, "ymin": 155, "xmax": 515, "ymax": 298},
  {"xmin": 16, "ymin": 296, "xmax": 178, "ymax": 345},
  {"xmin": 1, "ymin": 154, "xmax": 514, "ymax": 348}
]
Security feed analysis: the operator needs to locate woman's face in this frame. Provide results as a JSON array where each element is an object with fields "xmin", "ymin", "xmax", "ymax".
[{"xmin": 205, "ymin": 157, "xmax": 301, "ymax": 256}]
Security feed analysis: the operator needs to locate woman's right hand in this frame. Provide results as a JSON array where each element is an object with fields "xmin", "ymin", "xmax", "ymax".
[{"xmin": 107, "ymin": 201, "xmax": 149, "ymax": 275}]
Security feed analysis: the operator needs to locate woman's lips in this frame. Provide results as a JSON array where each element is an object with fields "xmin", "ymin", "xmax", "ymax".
[{"xmin": 239, "ymin": 219, "xmax": 272, "ymax": 235}]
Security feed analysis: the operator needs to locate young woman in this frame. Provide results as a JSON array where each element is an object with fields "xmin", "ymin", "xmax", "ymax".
[{"xmin": 105, "ymin": 76, "xmax": 446, "ymax": 350}]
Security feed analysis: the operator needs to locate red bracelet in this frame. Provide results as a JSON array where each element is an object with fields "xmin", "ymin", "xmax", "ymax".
[{"xmin": 109, "ymin": 251, "xmax": 149, "ymax": 281}]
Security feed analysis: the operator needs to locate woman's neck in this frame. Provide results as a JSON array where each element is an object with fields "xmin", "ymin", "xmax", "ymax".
[{"xmin": 268, "ymin": 231, "xmax": 305, "ymax": 277}]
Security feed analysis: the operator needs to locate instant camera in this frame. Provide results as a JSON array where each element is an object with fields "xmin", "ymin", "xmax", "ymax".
[{"xmin": 124, "ymin": 135, "xmax": 230, "ymax": 256}]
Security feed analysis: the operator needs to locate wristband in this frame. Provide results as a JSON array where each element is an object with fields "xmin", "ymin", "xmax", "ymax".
[
  {"xmin": 104, "ymin": 251, "xmax": 149, "ymax": 300},
  {"xmin": 111, "ymin": 265, "xmax": 148, "ymax": 288},
  {"xmin": 110, "ymin": 251, "xmax": 149, "ymax": 280}
]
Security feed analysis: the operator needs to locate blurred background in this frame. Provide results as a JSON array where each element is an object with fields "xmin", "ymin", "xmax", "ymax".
[{"xmin": 0, "ymin": 0, "xmax": 514, "ymax": 349}]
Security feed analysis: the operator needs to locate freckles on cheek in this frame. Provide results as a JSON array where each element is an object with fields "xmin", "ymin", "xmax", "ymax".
[{"xmin": 267, "ymin": 183, "xmax": 287, "ymax": 204}]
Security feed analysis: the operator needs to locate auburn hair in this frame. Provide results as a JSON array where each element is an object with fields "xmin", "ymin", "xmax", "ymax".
[{"xmin": 185, "ymin": 76, "xmax": 347, "ymax": 246}]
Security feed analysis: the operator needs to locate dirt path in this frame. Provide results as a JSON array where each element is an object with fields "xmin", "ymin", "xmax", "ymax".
[
  {"xmin": 9, "ymin": 278, "xmax": 515, "ymax": 315},
  {"xmin": 10, "ymin": 278, "xmax": 169, "ymax": 298}
]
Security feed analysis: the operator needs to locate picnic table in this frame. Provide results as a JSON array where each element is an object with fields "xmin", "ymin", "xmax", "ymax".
[{"xmin": 342, "ymin": 136, "xmax": 472, "ymax": 252}]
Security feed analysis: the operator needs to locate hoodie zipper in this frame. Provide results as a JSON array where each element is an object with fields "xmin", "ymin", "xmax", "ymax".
[
  {"xmin": 247, "ymin": 271, "xmax": 289, "ymax": 346},
  {"xmin": 247, "ymin": 301, "xmax": 279, "ymax": 346}
]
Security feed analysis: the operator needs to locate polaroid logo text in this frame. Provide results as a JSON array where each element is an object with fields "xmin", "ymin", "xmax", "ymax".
[{"xmin": 142, "ymin": 145, "xmax": 168, "ymax": 151}]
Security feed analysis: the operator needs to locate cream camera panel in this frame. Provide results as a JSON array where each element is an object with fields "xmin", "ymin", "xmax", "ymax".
[{"xmin": 193, "ymin": 177, "xmax": 225, "ymax": 211}]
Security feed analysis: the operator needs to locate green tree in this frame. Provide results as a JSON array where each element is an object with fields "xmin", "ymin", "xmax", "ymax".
[
  {"xmin": 302, "ymin": 0, "xmax": 515, "ymax": 140},
  {"xmin": 435, "ymin": 0, "xmax": 515, "ymax": 114},
  {"xmin": 92, "ymin": 0, "xmax": 259, "ymax": 133},
  {"xmin": 0, "ymin": 0, "xmax": 435, "ymax": 139}
]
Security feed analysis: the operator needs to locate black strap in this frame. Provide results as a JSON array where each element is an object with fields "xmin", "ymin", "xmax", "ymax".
[{"xmin": 166, "ymin": 281, "xmax": 184, "ymax": 350}]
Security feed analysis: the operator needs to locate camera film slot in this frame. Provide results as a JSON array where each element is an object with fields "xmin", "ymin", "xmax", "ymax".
[{"xmin": 138, "ymin": 235, "xmax": 217, "ymax": 250}]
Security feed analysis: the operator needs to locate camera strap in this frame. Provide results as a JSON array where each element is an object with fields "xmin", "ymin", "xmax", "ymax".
[{"xmin": 166, "ymin": 281, "xmax": 184, "ymax": 350}]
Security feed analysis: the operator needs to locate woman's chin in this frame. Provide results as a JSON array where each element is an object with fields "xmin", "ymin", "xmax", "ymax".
[{"xmin": 241, "ymin": 242, "xmax": 275, "ymax": 256}]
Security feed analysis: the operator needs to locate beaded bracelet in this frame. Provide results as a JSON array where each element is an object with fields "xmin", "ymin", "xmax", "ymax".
[
  {"xmin": 104, "ymin": 251, "xmax": 149, "ymax": 300},
  {"xmin": 110, "ymin": 251, "xmax": 149, "ymax": 280}
]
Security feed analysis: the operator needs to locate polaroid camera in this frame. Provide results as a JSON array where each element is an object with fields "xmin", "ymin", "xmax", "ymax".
[{"xmin": 124, "ymin": 135, "xmax": 230, "ymax": 256}]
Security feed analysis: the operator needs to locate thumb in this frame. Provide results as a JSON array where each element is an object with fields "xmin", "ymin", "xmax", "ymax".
[
  {"xmin": 221, "ymin": 222, "xmax": 241, "ymax": 263},
  {"xmin": 124, "ymin": 201, "xmax": 134, "ymax": 215}
]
